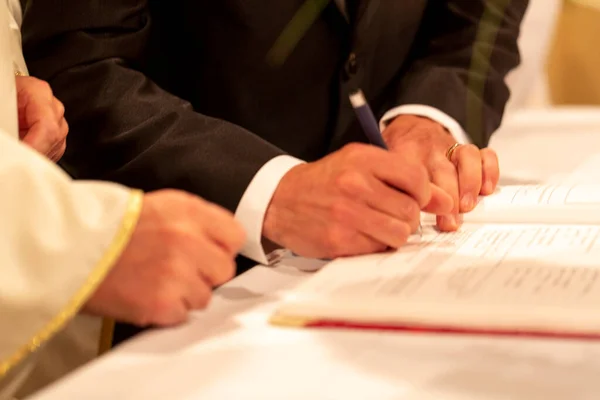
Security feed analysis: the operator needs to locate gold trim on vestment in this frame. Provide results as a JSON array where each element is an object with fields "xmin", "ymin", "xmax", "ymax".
[{"xmin": 0, "ymin": 190, "xmax": 144, "ymax": 378}]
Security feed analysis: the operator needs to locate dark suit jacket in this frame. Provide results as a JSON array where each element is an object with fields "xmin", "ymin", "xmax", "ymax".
[
  {"xmin": 22, "ymin": 0, "xmax": 528, "ymax": 212},
  {"xmin": 21, "ymin": 0, "xmax": 527, "ymax": 343}
]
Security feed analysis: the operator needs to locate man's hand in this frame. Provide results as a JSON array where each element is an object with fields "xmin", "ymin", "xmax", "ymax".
[
  {"xmin": 84, "ymin": 190, "xmax": 246, "ymax": 327},
  {"xmin": 16, "ymin": 76, "xmax": 68, "ymax": 162},
  {"xmin": 263, "ymin": 143, "xmax": 454, "ymax": 259},
  {"xmin": 382, "ymin": 115, "xmax": 500, "ymax": 231}
]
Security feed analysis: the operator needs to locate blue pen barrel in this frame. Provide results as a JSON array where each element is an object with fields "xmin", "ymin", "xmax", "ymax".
[{"xmin": 349, "ymin": 90, "xmax": 388, "ymax": 150}]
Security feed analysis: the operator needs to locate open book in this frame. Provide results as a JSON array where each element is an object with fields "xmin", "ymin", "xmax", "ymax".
[{"xmin": 271, "ymin": 184, "xmax": 600, "ymax": 339}]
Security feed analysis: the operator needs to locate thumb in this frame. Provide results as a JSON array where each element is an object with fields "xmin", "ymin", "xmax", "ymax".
[
  {"xmin": 421, "ymin": 183, "xmax": 454, "ymax": 215},
  {"xmin": 21, "ymin": 121, "xmax": 56, "ymax": 156}
]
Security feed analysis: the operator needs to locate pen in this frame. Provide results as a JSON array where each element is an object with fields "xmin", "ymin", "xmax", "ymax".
[{"xmin": 348, "ymin": 89, "xmax": 423, "ymax": 237}]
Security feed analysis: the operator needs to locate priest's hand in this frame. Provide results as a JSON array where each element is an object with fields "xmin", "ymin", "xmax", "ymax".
[
  {"xmin": 84, "ymin": 190, "xmax": 246, "ymax": 326},
  {"xmin": 263, "ymin": 143, "xmax": 453, "ymax": 259},
  {"xmin": 16, "ymin": 76, "xmax": 68, "ymax": 162},
  {"xmin": 382, "ymin": 115, "xmax": 500, "ymax": 232}
]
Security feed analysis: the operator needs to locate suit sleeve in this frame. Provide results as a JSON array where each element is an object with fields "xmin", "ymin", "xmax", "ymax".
[
  {"xmin": 21, "ymin": 0, "xmax": 286, "ymax": 212},
  {"xmin": 390, "ymin": 0, "xmax": 529, "ymax": 147}
]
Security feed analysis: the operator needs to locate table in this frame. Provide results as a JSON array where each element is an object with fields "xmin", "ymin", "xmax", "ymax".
[{"xmin": 29, "ymin": 107, "xmax": 600, "ymax": 400}]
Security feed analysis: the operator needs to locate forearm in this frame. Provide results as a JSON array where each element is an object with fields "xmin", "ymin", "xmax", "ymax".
[
  {"xmin": 393, "ymin": 0, "xmax": 529, "ymax": 147},
  {"xmin": 0, "ymin": 132, "xmax": 141, "ymax": 379},
  {"xmin": 22, "ymin": 0, "xmax": 289, "ymax": 262},
  {"xmin": 39, "ymin": 59, "xmax": 285, "ymax": 212}
]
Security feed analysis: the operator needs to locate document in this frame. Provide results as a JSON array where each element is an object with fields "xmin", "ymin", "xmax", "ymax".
[{"xmin": 272, "ymin": 184, "xmax": 600, "ymax": 339}]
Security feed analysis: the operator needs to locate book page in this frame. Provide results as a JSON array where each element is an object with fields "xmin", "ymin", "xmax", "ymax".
[
  {"xmin": 421, "ymin": 184, "xmax": 600, "ymax": 225},
  {"xmin": 560, "ymin": 153, "xmax": 600, "ymax": 185},
  {"xmin": 277, "ymin": 224, "xmax": 600, "ymax": 332}
]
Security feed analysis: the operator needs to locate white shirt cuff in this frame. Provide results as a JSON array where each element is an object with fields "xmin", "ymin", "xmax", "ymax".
[
  {"xmin": 379, "ymin": 104, "xmax": 471, "ymax": 145},
  {"xmin": 235, "ymin": 155, "xmax": 305, "ymax": 265}
]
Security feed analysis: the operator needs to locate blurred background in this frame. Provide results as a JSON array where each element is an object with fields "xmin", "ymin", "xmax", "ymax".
[
  {"xmin": 508, "ymin": 0, "xmax": 600, "ymax": 111},
  {"xmin": 491, "ymin": 0, "xmax": 600, "ymax": 186}
]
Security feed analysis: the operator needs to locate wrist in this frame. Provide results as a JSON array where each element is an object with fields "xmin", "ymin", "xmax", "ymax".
[
  {"xmin": 262, "ymin": 163, "xmax": 304, "ymax": 246},
  {"xmin": 384, "ymin": 114, "xmax": 453, "ymax": 147}
]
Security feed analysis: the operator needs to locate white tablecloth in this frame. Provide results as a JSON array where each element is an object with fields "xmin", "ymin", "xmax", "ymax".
[{"xmin": 29, "ymin": 107, "xmax": 600, "ymax": 400}]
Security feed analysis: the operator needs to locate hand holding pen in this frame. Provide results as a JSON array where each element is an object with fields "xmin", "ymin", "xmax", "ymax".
[{"xmin": 349, "ymin": 89, "xmax": 432, "ymax": 238}]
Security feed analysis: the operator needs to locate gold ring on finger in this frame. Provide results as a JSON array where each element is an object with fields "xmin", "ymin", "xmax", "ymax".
[{"xmin": 445, "ymin": 142, "xmax": 462, "ymax": 162}]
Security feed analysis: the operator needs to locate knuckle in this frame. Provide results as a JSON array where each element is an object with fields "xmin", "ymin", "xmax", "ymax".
[
  {"xmin": 457, "ymin": 144, "xmax": 480, "ymax": 161},
  {"xmin": 34, "ymin": 79, "xmax": 52, "ymax": 93},
  {"xmin": 463, "ymin": 144, "xmax": 479, "ymax": 154},
  {"xmin": 162, "ymin": 189, "xmax": 188, "ymax": 204},
  {"xmin": 400, "ymin": 199, "xmax": 420, "ymax": 221},
  {"xmin": 334, "ymin": 170, "xmax": 365, "ymax": 196},
  {"xmin": 341, "ymin": 142, "xmax": 372, "ymax": 162},
  {"xmin": 55, "ymin": 100, "xmax": 65, "ymax": 115},
  {"xmin": 60, "ymin": 123, "xmax": 69, "ymax": 139},
  {"xmin": 436, "ymin": 160, "xmax": 457, "ymax": 176},
  {"xmin": 181, "ymin": 194, "xmax": 206, "ymax": 214},
  {"xmin": 51, "ymin": 125, "xmax": 63, "ymax": 141},
  {"xmin": 342, "ymin": 142, "xmax": 365, "ymax": 154}
]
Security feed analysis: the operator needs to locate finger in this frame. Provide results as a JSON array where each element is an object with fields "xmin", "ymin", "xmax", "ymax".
[
  {"xmin": 338, "ymin": 173, "xmax": 422, "ymax": 233},
  {"xmin": 430, "ymin": 160, "xmax": 461, "ymax": 232},
  {"xmin": 20, "ymin": 93, "xmax": 62, "ymax": 157},
  {"xmin": 58, "ymin": 117, "xmax": 69, "ymax": 140},
  {"xmin": 151, "ymin": 297, "xmax": 189, "ymax": 327},
  {"xmin": 480, "ymin": 148, "xmax": 500, "ymax": 195},
  {"xmin": 184, "ymin": 275, "xmax": 212, "ymax": 310},
  {"xmin": 332, "ymin": 200, "xmax": 412, "ymax": 250},
  {"xmin": 196, "ymin": 203, "xmax": 246, "ymax": 254},
  {"xmin": 422, "ymin": 183, "xmax": 454, "ymax": 214},
  {"xmin": 52, "ymin": 97, "xmax": 65, "ymax": 120},
  {"xmin": 21, "ymin": 121, "xmax": 58, "ymax": 156},
  {"xmin": 452, "ymin": 144, "xmax": 483, "ymax": 212},
  {"xmin": 323, "ymin": 226, "xmax": 388, "ymax": 259},
  {"xmin": 366, "ymin": 149, "xmax": 432, "ymax": 208},
  {"xmin": 146, "ymin": 283, "xmax": 189, "ymax": 327},
  {"xmin": 192, "ymin": 238, "xmax": 237, "ymax": 287},
  {"xmin": 47, "ymin": 140, "xmax": 67, "ymax": 162},
  {"xmin": 47, "ymin": 119, "xmax": 69, "ymax": 161}
]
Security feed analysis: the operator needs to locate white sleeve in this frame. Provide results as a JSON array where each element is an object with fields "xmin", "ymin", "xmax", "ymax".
[
  {"xmin": 235, "ymin": 155, "xmax": 305, "ymax": 265},
  {"xmin": 5, "ymin": 0, "xmax": 27, "ymax": 75},
  {"xmin": 0, "ymin": 0, "xmax": 141, "ymax": 390},
  {"xmin": 0, "ymin": 131, "xmax": 143, "ymax": 382}
]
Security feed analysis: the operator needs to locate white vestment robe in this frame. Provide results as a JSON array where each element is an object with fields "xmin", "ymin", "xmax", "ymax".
[{"xmin": 0, "ymin": 2, "xmax": 144, "ymax": 398}]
